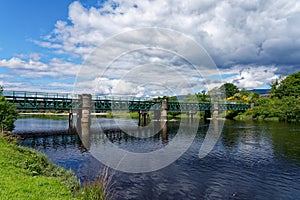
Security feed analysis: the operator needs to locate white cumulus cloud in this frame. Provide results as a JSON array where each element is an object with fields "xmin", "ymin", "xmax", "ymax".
[{"xmin": 2, "ymin": 0, "xmax": 300, "ymax": 94}]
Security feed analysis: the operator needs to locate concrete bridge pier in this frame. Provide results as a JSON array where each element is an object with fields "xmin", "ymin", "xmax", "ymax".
[
  {"xmin": 151, "ymin": 98, "xmax": 168, "ymax": 124},
  {"xmin": 187, "ymin": 111, "xmax": 196, "ymax": 121},
  {"xmin": 161, "ymin": 121, "xmax": 168, "ymax": 142},
  {"xmin": 68, "ymin": 112, "xmax": 73, "ymax": 128},
  {"xmin": 76, "ymin": 94, "xmax": 92, "ymax": 149},
  {"xmin": 212, "ymin": 101, "xmax": 219, "ymax": 118},
  {"xmin": 138, "ymin": 111, "xmax": 142, "ymax": 126},
  {"xmin": 144, "ymin": 113, "xmax": 148, "ymax": 125},
  {"xmin": 161, "ymin": 99, "xmax": 168, "ymax": 122},
  {"xmin": 204, "ymin": 102, "xmax": 219, "ymax": 119},
  {"xmin": 138, "ymin": 111, "xmax": 148, "ymax": 126},
  {"xmin": 80, "ymin": 94, "xmax": 92, "ymax": 123},
  {"xmin": 76, "ymin": 120, "xmax": 91, "ymax": 149}
]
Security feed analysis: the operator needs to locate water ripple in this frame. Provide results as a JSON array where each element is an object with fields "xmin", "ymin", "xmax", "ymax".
[{"xmin": 16, "ymin": 118, "xmax": 300, "ymax": 200}]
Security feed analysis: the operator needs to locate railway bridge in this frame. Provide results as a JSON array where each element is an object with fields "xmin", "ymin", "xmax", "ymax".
[{"xmin": 4, "ymin": 91, "xmax": 250, "ymax": 126}]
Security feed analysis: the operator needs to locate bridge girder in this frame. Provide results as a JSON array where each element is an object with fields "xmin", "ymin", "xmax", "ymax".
[{"xmin": 3, "ymin": 91, "xmax": 250, "ymax": 112}]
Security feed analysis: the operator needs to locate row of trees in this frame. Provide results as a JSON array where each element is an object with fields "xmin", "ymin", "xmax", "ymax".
[
  {"xmin": 182, "ymin": 82, "xmax": 259, "ymax": 104},
  {"xmin": 0, "ymin": 86, "xmax": 18, "ymax": 132},
  {"xmin": 183, "ymin": 82, "xmax": 261, "ymax": 105},
  {"xmin": 176, "ymin": 70, "xmax": 300, "ymax": 122}
]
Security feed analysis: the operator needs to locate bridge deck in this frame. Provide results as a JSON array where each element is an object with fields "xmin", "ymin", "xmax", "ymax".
[{"xmin": 3, "ymin": 91, "xmax": 250, "ymax": 112}]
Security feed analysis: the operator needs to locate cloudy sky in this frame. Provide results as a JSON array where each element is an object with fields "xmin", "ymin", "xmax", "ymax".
[{"xmin": 0, "ymin": 0, "xmax": 299, "ymax": 96}]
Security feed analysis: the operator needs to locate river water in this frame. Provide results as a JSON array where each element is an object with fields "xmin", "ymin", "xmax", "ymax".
[{"xmin": 15, "ymin": 117, "xmax": 300, "ymax": 200}]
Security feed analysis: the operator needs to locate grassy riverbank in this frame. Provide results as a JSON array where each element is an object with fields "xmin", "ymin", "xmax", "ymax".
[
  {"xmin": 0, "ymin": 135, "xmax": 110, "ymax": 200},
  {"xmin": 0, "ymin": 135, "xmax": 79, "ymax": 199}
]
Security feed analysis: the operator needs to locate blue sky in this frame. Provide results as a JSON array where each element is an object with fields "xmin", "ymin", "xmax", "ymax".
[
  {"xmin": 0, "ymin": 0, "xmax": 71, "ymax": 57},
  {"xmin": 0, "ymin": 0, "xmax": 299, "ymax": 96}
]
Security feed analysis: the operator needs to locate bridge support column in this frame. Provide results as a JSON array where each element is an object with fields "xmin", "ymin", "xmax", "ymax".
[
  {"xmin": 204, "ymin": 110, "xmax": 211, "ymax": 120},
  {"xmin": 161, "ymin": 121, "xmax": 168, "ymax": 142},
  {"xmin": 161, "ymin": 99, "xmax": 168, "ymax": 121},
  {"xmin": 76, "ymin": 119, "xmax": 91, "ymax": 149},
  {"xmin": 138, "ymin": 111, "xmax": 142, "ymax": 126},
  {"xmin": 76, "ymin": 94, "xmax": 92, "ymax": 149},
  {"xmin": 80, "ymin": 94, "xmax": 92, "ymax": 123},
  {"xmin": 138, "ymin": 111, "xmax": 148, "ymax": 126},
  {"xmin": 188, "ymin": 111, "xmax": 195, "ymax": 121},
  {"xmin": 143, "ymin": 113, "xmax": 147, "ymax": 125},
  {"xmin": 68, "ymin": 112, "xmax": 73, "ymax": 128},
  {"xmin": 212, "ymin": 101, "xmax": 219, "ymax": 118}
]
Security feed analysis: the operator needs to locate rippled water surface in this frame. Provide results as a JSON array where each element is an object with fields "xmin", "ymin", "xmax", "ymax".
[{"xmin": 15, "ymin": 117, "xmax": 300, "ymax": 200}]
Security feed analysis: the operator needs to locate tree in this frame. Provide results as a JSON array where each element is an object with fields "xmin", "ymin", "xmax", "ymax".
[
  {"xmin": 273, "ymin": 71, "xmax": 300, "ymax": 98},
  {"xmin": 248, "ymin": 96, "xmax": 300, "ymax": 121},
  {"xmin": 227, "ymin": 89, "xmax": 260, "ymax": 103},
  {"xmin": 219, "ymin": 83, "xmax": 239, "ymax": 98},
  {"xmin": 270, "ymin": 78, "xmax": 279, "ymax": 97},
  {"xmin": 0, "ymin": 86, "xmax": 18, "ymax": 132},
  {"xmin": 196, "ymin": 90, "xmax": 210, "ymax": 102}
]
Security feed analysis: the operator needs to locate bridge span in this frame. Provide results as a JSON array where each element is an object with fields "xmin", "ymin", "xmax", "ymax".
[{"xmin": 3, "ymin": 91, "xmax": 250, "ymax": 126}]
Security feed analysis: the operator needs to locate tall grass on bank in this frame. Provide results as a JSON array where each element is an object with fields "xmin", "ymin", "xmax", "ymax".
[{"xmin": 80, "ymin": 168, "xmax": 113, "ymax": 200}]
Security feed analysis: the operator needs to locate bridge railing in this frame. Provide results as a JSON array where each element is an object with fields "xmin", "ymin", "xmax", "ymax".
[
  {"xmin": 3, "ymin": 90, "xmax": 80, "ymax": 111},
  {"xmin": 93, "ymin": 95, "xmax": 151, "ymax": 101},
  {"xmin": 219, "ymin": 102, "xmax": 250, "ymax": 111},
  {"xmin": 168, "ymin": 101, "xmax": 213, "ymax": 111},
  {"xmin": 3, "ymin": 90, "xmax": 251, "ymax": 111},
  {"xmin": 94, "ymin": 99, "xmax": 162, "ymax": 111},
  {"xmin": 3, "ymin": 90, "xmax": 75, "ymax": 99}
]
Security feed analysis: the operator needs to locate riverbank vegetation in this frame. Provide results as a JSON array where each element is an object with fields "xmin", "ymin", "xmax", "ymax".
[
  {"xmin": 236, "ymin": 71, "xmax": 300, "ymax": 122},
  {"xmin": 0, "ymin": 135, "xmax": 79, "ymax": 199},
  {"xmin": 0, "ymin": 86, "xmax": 18, "ymax": 133},
  {"xmin": 175, "ymin": 71, "xmax": 300, "ymax": 122},
  {"xmin": 0, "ymin": 135, "xmax": 112, "ymax": 200}
]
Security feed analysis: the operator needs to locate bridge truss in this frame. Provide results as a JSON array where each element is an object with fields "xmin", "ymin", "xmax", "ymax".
[{"xmin": 3, "ymin": 91, "xmax": 250, "ymax": 112}]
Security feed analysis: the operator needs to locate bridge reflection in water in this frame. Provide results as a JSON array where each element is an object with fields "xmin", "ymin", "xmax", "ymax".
[
  {"xmin": 75, "ymin": 115, "xmax": 221, "ymax": 156},
  {"xmin": 75, "ymin": 118, "xmax": 171, "ymax": 150}
]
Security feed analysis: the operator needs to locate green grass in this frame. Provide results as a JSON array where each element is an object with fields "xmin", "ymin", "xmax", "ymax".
[
  {"xmin": 104, "ymin": 111, "xmax": 140, "ymax": 119},
  {"xmin": 167, "ymin": 112, "xmax": 202, "ymax": 119},
  {"xmin": 0, "ymin": 135, "xmax": 112, "ymax": 200},
  {"xmin": 234, "ymin": 112, "xmax": 281, "ymax": 121},
  {"xmin": 0, "ymin": 135, "xmax": 79, "ymax": 200},
  {"xmin": 80, "ymin": 168, "xmax": 112, "ymax": 200}
]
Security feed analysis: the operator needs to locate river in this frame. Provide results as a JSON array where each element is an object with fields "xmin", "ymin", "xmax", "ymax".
[{"xmin": 14, "ymin": 117, "xmax": 300, "ymax": 200}]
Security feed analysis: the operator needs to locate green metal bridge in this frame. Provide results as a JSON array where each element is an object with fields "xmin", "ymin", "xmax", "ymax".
[{"xmin": 3, "ymin": 91, "xmax": 250, "ymax": 112}]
